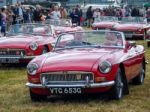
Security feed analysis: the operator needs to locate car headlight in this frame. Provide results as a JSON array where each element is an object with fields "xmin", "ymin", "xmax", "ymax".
[
  {"xmin": 99, "ymin": 61, "xmax": 112, "ymax": 74},
  {"xmin": 30, "ymin": 43, "xmax": 38, "ymax": 51},
  {"xmin": 27, "ymin": 63, "xmax": 39, "ymax": 75}
]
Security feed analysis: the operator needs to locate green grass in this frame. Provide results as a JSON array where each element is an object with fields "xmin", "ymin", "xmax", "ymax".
[{"xmin": 0, "ymin": 41, "xmax": 150, "ymax": 112}]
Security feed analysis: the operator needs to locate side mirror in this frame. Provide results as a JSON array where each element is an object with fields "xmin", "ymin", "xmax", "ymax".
[
  {"xmin": 128, "ymin": 41, "xmax": 136, "ymax": 47},
  {"xmin": 125, "ymin": 41, "xmax": 136, "ymax": 51}
]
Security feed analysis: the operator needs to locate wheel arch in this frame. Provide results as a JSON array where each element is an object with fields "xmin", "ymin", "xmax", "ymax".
[
  {"xmin": 142, "ymin": 57, "xmax": 146, "ymax": 77},
  {"xmin": 44, "ymin": 45, "xmax": 51, "ymax": 52},
  {"xmin": 119, "ymin": 63, "xmax": 129, "ymax": 95}
]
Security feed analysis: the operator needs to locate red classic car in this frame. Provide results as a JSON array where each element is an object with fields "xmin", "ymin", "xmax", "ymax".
[
  {"xmin": 113, "ymin": 17, "xmax": 150, "ymax": 39},
  {"xmin": 26, "ymin": 30, "xmax": 146, "ymax": 101},
  {"xmin": 0, "ymin": 24, "xmax": 56, "ymax": 64},
  {"xmin": 92, "ymin": 16, "xmax": 119, "ymax": 30},
  {"xmin": 44, "ymin": 19, "xmax": 83, "ymax": 34},
  {"xmin": 146, "ymin": 29, "xmax": 150, "ymax": 47}
]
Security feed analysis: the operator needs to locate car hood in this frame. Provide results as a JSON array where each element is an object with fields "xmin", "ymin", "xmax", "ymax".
[
  {"xmin": 0, "ymin": 35, "xmax": 42, "ymax": 49},
  {"xmin": 41, "ymin": 48, "xmax": 117, "ymax": 72},
  {"xmin": 114, "ymin": 24, "xmax": 143, "ymax": 31},
  {"xmin": 93, "ymin": 22, "xmax": 117, "ymax": 28}
]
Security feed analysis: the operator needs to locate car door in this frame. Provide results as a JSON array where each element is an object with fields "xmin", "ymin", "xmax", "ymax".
[{"xmin": 123, "ymin": 45, "xmax": 141, "ymax": 81}]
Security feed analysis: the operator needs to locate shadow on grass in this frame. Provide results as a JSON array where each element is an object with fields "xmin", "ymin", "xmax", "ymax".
[
  {"xmin": 0, "ymin": 63, "xmax": 27, "ymax": 70},
  {"xmin": 38, "ymin": 92, "xmax": 114, "ymax": 103}
]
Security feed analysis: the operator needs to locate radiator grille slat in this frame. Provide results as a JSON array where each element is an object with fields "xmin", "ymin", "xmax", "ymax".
[{"xmin": 41, "ymin": 72, "xmax": 94, "ymax": 84}]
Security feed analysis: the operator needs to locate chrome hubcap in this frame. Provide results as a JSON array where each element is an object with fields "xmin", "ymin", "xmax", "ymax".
[{"xmin": 140, "ymin": 69, "xmax": 144, "ymax": 83}]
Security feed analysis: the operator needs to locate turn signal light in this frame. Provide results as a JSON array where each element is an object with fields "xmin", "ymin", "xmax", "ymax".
[{"xmin": 95, "ymin": 77, "xmax": 106, "ymax": 83}]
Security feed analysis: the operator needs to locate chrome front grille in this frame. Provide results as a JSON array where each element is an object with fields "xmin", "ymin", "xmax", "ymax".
[
  {"xmin": 40, "ymin": 71, "xmax": 94, "ymax": 84},
  {"xmin": 0, "ymin": 49, "xmax": 26, "ymax": 57}
]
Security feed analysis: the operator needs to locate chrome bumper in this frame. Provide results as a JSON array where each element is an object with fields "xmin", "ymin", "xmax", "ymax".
[
  {"xmin": 0, "ymin": 56, "xmax": 36, "ymax": 59},
  {"xmin": 26, "ymin": 81, "xmax": 115, "ymax": 88},
  {"xmin": 0, "ymin": 56, "xmax": 36, "ymax": 63}
]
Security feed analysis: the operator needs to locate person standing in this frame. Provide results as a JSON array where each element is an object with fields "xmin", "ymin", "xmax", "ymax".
[
  {"xmin": 24, "ymin": 8, "xmax": 32, "ymax": 23},
  {"xmin": 0, "ymin": 7, "xmax": 7, "ymax": 36},
  {"xmin": 93, "ymin": 8, "xmax": 101, "ymax": 22},
  {"xmin": 6, "ymin": 5, "xmax": 14, "ymax": 30},
  {"xmin": 70, "ymin": 8, "xmax": 78, "ymax": 24},
  {"xmin": 50, "ymin": 6, "xmax": 61, "ymax": 20},
  {"xmin": 86, "ymin": 6, "xmax": 93, "ymax": 28},
  {"xmin": 60, "ymin": 6, "xmax": 68, "ymax": 19},
  {"xmin": 18, "ymin": 3, "xmax": 24, "ymax": 23},
  {"xmin": 33, "ymin": 5, "xmax": 42, "ymax": 22},
  {"xmin": 75, "ymin": 5, "xmax": 82, "ymax": 26},
  {"xmin": 146, "ymin": 8, "xmax": 150, "ymax": 22},
  {"xmin": 131, "ymin": 7, "xmax": 140, "ymax": 17}
]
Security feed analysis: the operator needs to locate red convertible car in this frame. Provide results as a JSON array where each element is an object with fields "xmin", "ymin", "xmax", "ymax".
[
  {"xmin": 112, "ymin": 17, "xmax": 150, "ymax": 39},
  {"xmin": 92, "ymin": 16, "xmax": 119, "ymax": 30},
  {"xmin": 26, "ymin": 30, "xmax": 146, "ymax": 101},
  {"xmin": 0, "ymin": 24, "xmax": 55, "ymax": 64},
  {"xmin": 44, "ymin": 19, "xmax": 83, "ymax": 35}
]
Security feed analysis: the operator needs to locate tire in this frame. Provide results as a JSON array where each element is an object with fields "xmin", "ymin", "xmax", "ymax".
[
  {"xmin": 110, "ymin": 68, "xmax": 124, "ymax": 100},
  {"xmin": 30, "ymin": 89, "xmax": 47, "ymax": 102},
  {"xmin": 132, "ymin": 64, "xmax": 145, "ymax": 85},
  {"xmin": 42, "ymin": 46, "xmax": 49, "ymax": 54}
]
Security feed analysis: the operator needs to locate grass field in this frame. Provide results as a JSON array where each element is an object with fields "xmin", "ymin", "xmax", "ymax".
[{"xmin": 0, "ymin": 41, "xmax": 150, "ymax": 112}]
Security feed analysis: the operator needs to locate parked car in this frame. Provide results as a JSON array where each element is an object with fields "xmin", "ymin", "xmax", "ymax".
[
  {"xmin": 0, "ymin": 24, "xmax": 56, "ymax": 64},
  {"xmin": 26, "ymin": 30, "xmax": 146, "ymax": 101},
  {"xmin": 112, "ymin": 17, "xmax": 150, "ymax": 39},
  {"xmin": 92, "ymin": 16, "xmax": 119, "ymax": 30},
  {"xmin": 44, "ymin": 19, "xmax": 83, "ymax": 35},
  {"xmin": 145, "ymin": 29, "xmax": 150, "ymax": 47}
]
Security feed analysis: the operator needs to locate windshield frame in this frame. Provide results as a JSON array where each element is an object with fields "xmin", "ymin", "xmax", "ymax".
[
  {"xmin": 120, "ymin": 17, "xmax": 147, "ymax": 24},
  {"xmin": 54, "ymin": 30, "xmax": 126, "ymax": 51},
  {"xmin": 44, "ymin": 19, "xmax": 72, "ymax": 27},
  {"xmin": 7, "ymin": 23, "xmax": 53, "ymax": 36},
  {"xmin": 94, "ymin": 16, "xmax": 119, "ymax": 23}
]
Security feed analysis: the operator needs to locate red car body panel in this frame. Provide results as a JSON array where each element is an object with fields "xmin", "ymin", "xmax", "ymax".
[
  {"xmin": 113, "ymin": 24, "xmax": 145, "ymax": 31},
  {"xmin": 55, "ymin": 26, "xmax": 83, "ymax": 34},
  {"xmin": 113, "ymin": 23, "xmax": 150, "ymax": 39},
  {"xmin": 0, "ymin": 35, "xmax": 55, "ymax": 64},
  {"xmin": 92, "ymin": 22, "xmax": 118, "ymax": 30},
  {"xmin": 27, "ymin": 43, "xmax": 145, "ymax": 95}
]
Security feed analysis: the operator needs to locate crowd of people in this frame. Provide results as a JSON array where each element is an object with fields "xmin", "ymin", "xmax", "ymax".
[{"xmin": 1, "ymin": 2, "xmax": 150, "ymax": 35}]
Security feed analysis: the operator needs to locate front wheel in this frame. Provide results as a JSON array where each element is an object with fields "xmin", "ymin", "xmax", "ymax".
[
  {"xmin": 110, "ymin": 68, "xmax": 124, "ymax": 100},
  {"xmin": 30, "ymin": 89, "xmax": 47, "ymax": 102}
]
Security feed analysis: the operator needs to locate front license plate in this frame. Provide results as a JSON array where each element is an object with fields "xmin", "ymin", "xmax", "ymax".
[
  {"xmin": 0, "ymin": 58, "xmax": 19, "ymax": 63},
  {"xmin": 49, "ymin": 88, "xmax": 82, "ymax": 94}
]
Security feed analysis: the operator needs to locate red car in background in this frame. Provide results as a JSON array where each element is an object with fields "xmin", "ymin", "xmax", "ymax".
[
  {"xmin": 92, "ymin": 16, "xmax": 119, "ymax": 30},
  {"xmin": 112, "ymin": 17, "xmax": 150, "ymax": 40},
  {"xmin": 0, "ymin": 24, "xmax": 55, "ymax": 64},
  {"xmin": 44, "ymin": 19, "xmax": 83, "ymax": 35},
  {"xmin": 26, "ymin": 30, "xmax": 146, "ymax": 101}
]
